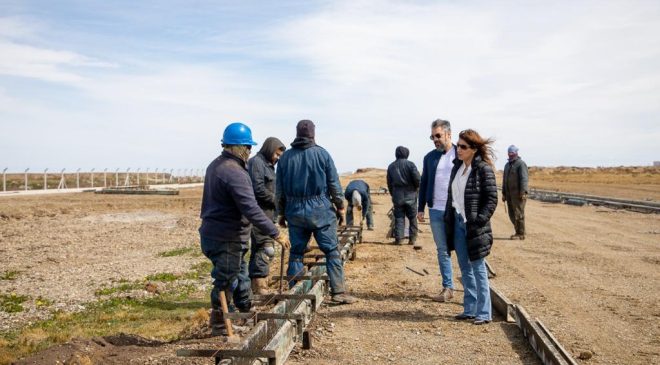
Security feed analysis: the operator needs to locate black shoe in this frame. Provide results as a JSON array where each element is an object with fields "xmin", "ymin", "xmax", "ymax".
[
  {"xmin": 393, "ymin": 239, "xmax": 402, "ymax": 245},
  {"xmin": 454, "ymin": 313, "xmax": 476, "ymax": 320},
  {"xmin": 473, "ymin": 319, "xmax": 491, "ymax": 325}
]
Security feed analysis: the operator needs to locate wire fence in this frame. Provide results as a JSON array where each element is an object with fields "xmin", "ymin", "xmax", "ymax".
[{"xmin": 1, "ymin": 168, "xmax": 205, "ymax": 192}]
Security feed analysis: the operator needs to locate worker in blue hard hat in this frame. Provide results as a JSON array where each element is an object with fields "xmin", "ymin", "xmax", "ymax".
[{"xmin": 199, "ymin": 122, "xmax": 290, "ymax": 336}]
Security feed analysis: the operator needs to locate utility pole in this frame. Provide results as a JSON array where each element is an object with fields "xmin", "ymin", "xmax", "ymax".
[
  {"xmin": 91, "ymin": 168, "xmax": 95, "ymax": 188},
  {"xmin": 43, "ymin": 168, "xmax": 48, "ymax": 190},
  {"xmin": 103, "ymin": 168, "xmax": 108, "ymax": 188},
  {"xmin": 2, "ymin": 168, "xmax": 7, "ymax": 192},
  {"xmin": 76, "ymin": 168, "xmax": 81, "ymax": 189},
  {"xmin": 137, "ymin": 168, "xmax": 141, "ymax": 185},
  {"xmin": 115, "ymin": 168, "xmax": 119, "ymax": 187},
  {"xmin": 24, "ymin": 168, "xmax": 29, "ymax": 191}
]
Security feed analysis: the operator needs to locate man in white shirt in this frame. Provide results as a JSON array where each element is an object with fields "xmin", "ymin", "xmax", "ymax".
[{"xmin": 418, "ymin": 119, "xmax": 457, "ymax": 302}]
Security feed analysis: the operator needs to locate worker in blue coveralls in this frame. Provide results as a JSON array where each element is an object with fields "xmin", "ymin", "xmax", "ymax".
[
  {"xmin": 344, "ymin": 179, "xmax": 374, "ymax": 230},
  {"xmin": 200, "ymin": 122, "xmax": 291, "ymax": 336},
  {"xmin": 276, "ymin": 120, "xmax": 358, "ymax": 304}
]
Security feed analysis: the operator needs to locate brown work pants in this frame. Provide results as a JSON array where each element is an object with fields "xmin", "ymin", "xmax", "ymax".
[{"xmin": 506, "ymin": 196, "xmax": 526, "ymax": 236}]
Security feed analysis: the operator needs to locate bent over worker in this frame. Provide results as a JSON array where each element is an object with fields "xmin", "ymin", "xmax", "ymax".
[
  {"xmin": 247, "ymin": 137, "xmax": 286, "ymax": 295},
  {"xmin": 344, "ymin": 179, "xmax": 374, "ymax": 230},
  {"xmin": 502, "ymin": 145, "xmax": 529, "ymax": 240},
  {"xmin": 276, "ymin": 120, "xmax": 358, "ymax": 304},
  {"xmin": 199, "ymin": 122, "xmax": 290, "ymax": 336}
]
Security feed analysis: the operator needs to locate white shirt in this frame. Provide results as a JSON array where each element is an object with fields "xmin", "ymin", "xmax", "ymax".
[
  {"xmin": 451, "ymin": 162, "xmax": 472, "ymax": 222},
  {"xmin": 431, "ymin": 147, "xmax": 456, "ymax": 211}
]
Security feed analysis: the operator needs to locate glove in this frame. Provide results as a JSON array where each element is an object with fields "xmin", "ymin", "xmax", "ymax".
[
  {"xmin": 336, "ymin": 208, "xmax": 345, "ymax": 226},
  {"xmin": 274, "ymin": 232, "xmax": 291, "ymax": 250},
  {"xmin": 278, "ymin": 215, "xmax": 287, "ymax": 228}
]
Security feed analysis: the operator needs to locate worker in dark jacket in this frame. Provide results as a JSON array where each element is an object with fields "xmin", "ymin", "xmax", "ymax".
[
  {"xmin": 386, "ymin": 146, "xmax": 421, "ymax": 245},
  {"xmin": 444, "ymin": 129, "xmax": 498, "ymax": 325},
  {"xmin": 200, "ymin": 122, "xmax": 290, "ymax": 336},
  {"xmin": 502, "ymin": 145, "xmax": 529, "ymax": 240},
  {"xmin": 247, "ymin": 137, "xmax": 286, "ymax": 295},
  {"xmin": 344, "ymin": 179, "xmax": 374, "ymax": 230},
  {"xmin": 276, "ymin": 120, "xmax": 358, "ymax": 304}
]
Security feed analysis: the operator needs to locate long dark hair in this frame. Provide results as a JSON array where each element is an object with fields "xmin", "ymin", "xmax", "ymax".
[{"xmin": 459, "ymin": 129, "xmax": 496, "ymax": 167}]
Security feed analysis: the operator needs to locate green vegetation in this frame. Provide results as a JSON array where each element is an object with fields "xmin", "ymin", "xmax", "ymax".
[
  {"xmin": 0, "ymin": 293, "xmax": 29, "ymax": 313},
  {"xmin": 158, "ymin": 247, "xmax": 195, "ymax": 257},
  {"xmin": 0, "ymin": 271, "xmax": 19, "ymax": 281},
  {"xmin": 145, "ymin": 273, "xmax": 179, "ymax": 282},
  {"xmin": 0, "ymin": 260, "xmax": 214, "ymax": 365}
]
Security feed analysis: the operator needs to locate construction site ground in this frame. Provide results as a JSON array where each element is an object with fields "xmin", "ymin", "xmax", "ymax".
[{"xmin": 0, "ymin": 168, "xmax": 658, "ymax": 364}]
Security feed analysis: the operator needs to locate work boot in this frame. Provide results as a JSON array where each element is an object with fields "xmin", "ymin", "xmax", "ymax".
[
  {"xmin": 510, "ymin": 234, "xmax": 524, "ymax": 240},
  {"xmin": 367, "ymin": 225, "xmax": 374, "ymax": 231},
  {"xmin": 392, "ymin": 238, "xmax": 402, "ymax": 245},
  {"xmin": 407, "ymin": 237, "xmax": 415, "ymax": 245},
  {"xmin": 251, "ymin": 278, "xmax": 271, "ymax": 296},
  {"xmin": 331, "ymin": 293, "xmax": 359, "ymax": 304},
  {"xmin": 432, "ymin": 288, "xmax": 454, "ymax": 303}
]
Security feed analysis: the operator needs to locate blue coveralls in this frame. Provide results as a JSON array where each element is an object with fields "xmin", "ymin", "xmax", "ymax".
[
  {"xmin": 344, "ymin": 179, "xmax": 374, "ymax": 228},
  {"xmin": 275, "ymin": 137, "xmax": 346, "ymax": 294}
]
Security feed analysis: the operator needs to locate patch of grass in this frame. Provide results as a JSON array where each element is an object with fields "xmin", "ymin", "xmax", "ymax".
[
  {"xmin": 94, "ymin": 282, "xmax": 142, "ymax": 297},
  {"xmin": 190, "ymin": 261, "xmax": 213, "ymax": 276},
  {"xmin": 34, "ymin": 297, "xmax": 53, "ymax": 309},
  {"xmin": 0, "ymin": 271, "xmax": 19, "ymax": 281},
  {"xmin": 158, "ymin": 247, "xmax": 195, "ymax": 257},
  {"xmin": 145, "ymin": 272, "xmax": 179, "ymax": 282},
  {"xmin": 0, "ymin": 287, "xmax": 209, "ymax": 365},
  {"xmin": 0, "ymin": 293, "xmax": 29, "ymax": 313}
]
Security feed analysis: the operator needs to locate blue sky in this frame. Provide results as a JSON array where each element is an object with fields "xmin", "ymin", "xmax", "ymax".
[{"xmin": 1, "ymin": 0, "xmax": 659, "ymax": 173}]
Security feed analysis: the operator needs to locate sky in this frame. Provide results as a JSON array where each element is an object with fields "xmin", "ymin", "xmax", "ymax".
[{"xmin": 1, "ymin": 0, "xmax": 659, "ymax": 174}]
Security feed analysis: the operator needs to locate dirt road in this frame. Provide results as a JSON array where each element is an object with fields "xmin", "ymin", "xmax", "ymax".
[{"xmin": 2, "ymin": 170, "xmax": 659, "ymax": 364}]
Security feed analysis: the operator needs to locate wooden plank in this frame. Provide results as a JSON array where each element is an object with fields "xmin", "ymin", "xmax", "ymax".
[
  {"xmin": 515, "ymin": 305, "xmax": 569, "ymax": 365},
  {"xmin": 490, "ymin": 285, "xmax": 515, "ymax": 323}
]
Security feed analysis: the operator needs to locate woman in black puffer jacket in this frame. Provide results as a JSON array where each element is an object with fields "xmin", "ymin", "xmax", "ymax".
[{"xmin": 444, "ymin": 129, "xmax": 498, "ymax": 325}]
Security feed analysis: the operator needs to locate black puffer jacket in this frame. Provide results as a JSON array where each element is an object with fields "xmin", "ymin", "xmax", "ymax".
[
  {"xmin": 386, "ymin": 146, "xmax": 421, "ymax": 205},
  {"xmin": 444, "ymin": 155, "xmax": 498, "ymax": 261}
]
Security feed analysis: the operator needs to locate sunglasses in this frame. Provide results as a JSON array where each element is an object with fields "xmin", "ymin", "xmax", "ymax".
[
  {"xmin": 429, "ymin": 133, "xmax": 444, "ymax": 140},
  {"xmin": 457, "ymin": 143, "xmax": 471, "ymax": 150}
]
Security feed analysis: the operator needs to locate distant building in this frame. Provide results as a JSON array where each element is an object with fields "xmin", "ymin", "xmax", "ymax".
[{"xmin": 654, "ymin": 161, "xmax": 660, "ymax": 167}]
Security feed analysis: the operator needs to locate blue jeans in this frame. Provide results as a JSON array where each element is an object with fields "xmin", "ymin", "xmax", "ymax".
[
  {"xmin": 200, "ymin": 236, "xmax": 252, "ymax": 312},
  {"xmin": 346, "ymin": 201, "xmax": 374, "ymax": 228},
  {"xmin": 453, "ymin": 215, "xmax": 492, "ymax": 321},
  {"xmin": 285, "ymin": 198, "xmax": 346, "ymax": 295},
  {"xmin": 429, "ymin": 209, "xmax": 454, "ymax": 289}
]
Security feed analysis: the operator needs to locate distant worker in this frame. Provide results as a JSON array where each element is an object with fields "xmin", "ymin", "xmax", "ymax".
[
  {"xmin": 199, "ymin": 123, "xmax": 290, "ymax": 336},
  {"xmin": 418, "ymin": 119, "xmax": 457, "ymax": 302},
  {"xmin": 386, "ymin": 146, "xmax": 421, "ymax": 245},
  {"xmin": 247, "ymin": 137, "xmax": 286, "ymax": 295},
  {"xmin": 276, "ymin": 120, "xmax": 358, "ymax": 304},
  {"xmin": 445, "ymin": 129, "xmax": 498, "ymax": 325},
  {"xmin": 344, "ymin": 179, "xmax": 374, "ymax": 230},
  {"xmin": 502, "ymin": 145, "xmax": 529, "ymax": 240}
]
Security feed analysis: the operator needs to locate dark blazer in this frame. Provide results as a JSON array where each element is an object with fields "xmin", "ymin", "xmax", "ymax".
[{"xmin": 444, "ymin": 155, "xmax": 498, "ymax": 261}]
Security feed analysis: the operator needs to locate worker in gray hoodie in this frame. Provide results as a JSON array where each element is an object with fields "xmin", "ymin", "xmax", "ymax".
[{"xmin": 247, "ymin": 137, "xmax": 286, "ymax": 295}]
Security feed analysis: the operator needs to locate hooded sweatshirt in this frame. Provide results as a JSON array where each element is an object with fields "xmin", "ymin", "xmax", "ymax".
[
  {"xmin": 247, "ymin": 137, "xmax": 285, "ymax": 211},
  {"xmin": 386, "ymin": 146, "xmax": 421, "ymax": 205}
]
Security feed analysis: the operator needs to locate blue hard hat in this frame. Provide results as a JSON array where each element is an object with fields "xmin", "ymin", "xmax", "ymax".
[{"xmin": 221, "ymin": 122, "xmax": 258, "ymax": 146}]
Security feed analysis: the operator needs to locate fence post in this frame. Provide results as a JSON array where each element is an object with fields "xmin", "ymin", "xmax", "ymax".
[
  {"xmin": 124, "ymin": 168, "xmax": 131, "ymax": 186},
  {"xmin": 154, "ymin": 168, "xmax": 159, "ymax": 185},
  {"xmin": 115, "ymin": 168, "xmax": 119, "ymax": 187},
  {"xmin": 91, "ymin": 168, "xmax": 95, "ymax": 188},
  {"xmin": 44, "ymin": 168, "xmax": 48, "ymax": 190},
  {"xmin": 103, "ymin": 168, "xmax": 108, "ymax": 188},
  {"xmin": 161, "ymin": 168, "xmax": 165, "ymax": 184},
  {"xmin": 2, "ymin": 168, "xmax": 6, "ymax": 192},
  {"xmin": 24, "ymin": 168, "xmax": 29, "ymax": 191},
  {"xmin": 137, "ymin": 168, "xmax": 141, "ymax": 185},
  {"xmin": 76, "ymin": 168, "xmax": 81, "ymax": 189}
]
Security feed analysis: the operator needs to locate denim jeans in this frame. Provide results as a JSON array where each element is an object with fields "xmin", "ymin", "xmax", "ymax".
[
  {"xmin": 453, "ymin": 215, "xmax": 492, "ymax": 321},
  {"xmin": 200, "ymin": 236, "xmax": 252, "ymax": 312},
  {"xmin": 346, "ymin": 201, "xmax": 374, "ymax": 228},
  {"xmin": 429, "ymin": 209, "xmax": 454, "ymax": 289},
  {"xmin": 285, "ymin": 197, "xmax": 346, "ymax": 295}
]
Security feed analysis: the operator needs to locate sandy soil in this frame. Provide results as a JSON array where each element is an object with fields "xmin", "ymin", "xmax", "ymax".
[{"xmin": 3, "ymin": 168, "xmax": 659, "ymax": 364}]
